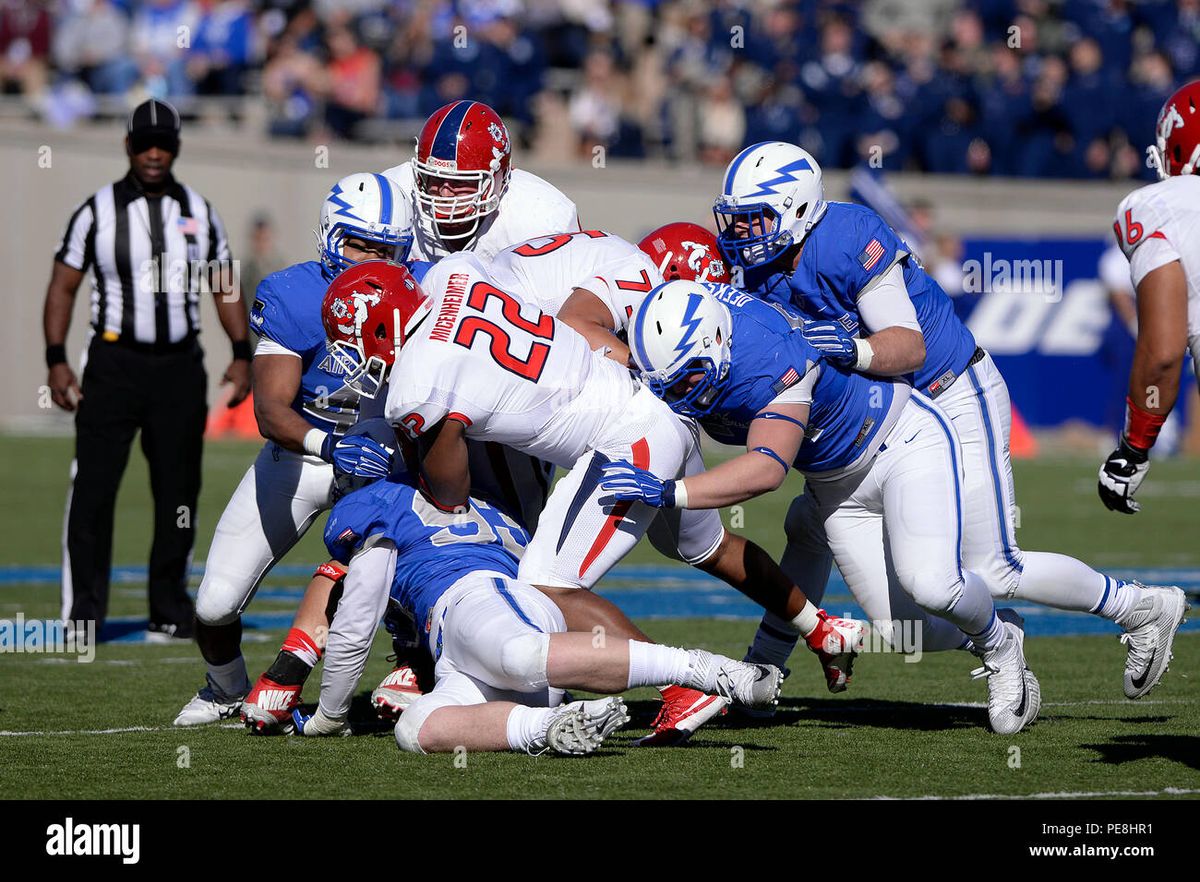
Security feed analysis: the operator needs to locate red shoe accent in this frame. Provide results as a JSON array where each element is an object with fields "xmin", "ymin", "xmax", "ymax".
[
  {"xmin": 805, "ymin": 610, "xmax": 865, "ymax": 693},
  {"xmin": 241, "ymin": 676, "xmax": 302, "ymax": 731},
  {"xmin": 371, "ymin": 665, "xmax": 424, "ymax": 720},
  {"xmin": 633, "ymin": 685, "xmax": 728, "ymax": 747}
]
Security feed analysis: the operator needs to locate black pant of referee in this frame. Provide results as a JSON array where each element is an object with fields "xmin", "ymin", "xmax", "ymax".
[
  {"xmin": 44, "ymin": 99, "xmax": 251, "ymax": 639},
  {"xmin": 67, "ymin": 337, "xmax": 208, "ymax": 632}
]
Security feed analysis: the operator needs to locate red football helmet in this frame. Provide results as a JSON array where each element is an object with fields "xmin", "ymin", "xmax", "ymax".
[
  {"xmin": 1150, "ymin": 79, "xmax": 1200, "ymax": 179},
  {"xmin": 413, "ymin": 100, "xmax": 513, "ymax": 244},
  {"xmin": 638, "ymin": 222, "xmax": 730, "ymax": 284},
  {"xmin": 322, "ymin": 261, "xmax": 432, "ymax": 398}
]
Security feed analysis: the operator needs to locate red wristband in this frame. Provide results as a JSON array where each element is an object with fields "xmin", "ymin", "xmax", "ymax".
[
  {"xmin": 314, "ymin": 561, "xmax": 347, "ymax": 583},
  {"xmin": 1123, "ymin": 396, "xmax": 1167, "ymax": 452}
]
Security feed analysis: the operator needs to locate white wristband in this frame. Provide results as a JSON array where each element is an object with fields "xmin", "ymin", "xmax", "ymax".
[
  {"xmin": 303, "ymin": 428, "xmax": 330, "ymax": 459},
  {"xmin": 853, "ymin": 337, "xmax": 875, "ymax": 372},
  {"xmin": 671, "ymin": 479, "xmax": 689, "ymax": 509}
]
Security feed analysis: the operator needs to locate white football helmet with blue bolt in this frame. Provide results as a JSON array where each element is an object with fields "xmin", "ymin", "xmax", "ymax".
[
  {"xmin": 713, "ymin": 141, "xmax": 826, "ymax": 269},
  {"xmin": 628, "ymin": 280, "xmax": 733, "ymax": 420},
  {"xmin": 317, "ymin": 172, "xmax": 414, "ymax": 276}
]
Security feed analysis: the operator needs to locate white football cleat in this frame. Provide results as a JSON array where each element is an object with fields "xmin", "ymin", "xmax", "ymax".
[
  {"xmin": 971, "ymin": 619, "xmax": 1040, "ymax": 735},
  {"xmin": 540, "ymin": 697, "xmax": 630, "ymax": 756},
  {"xmin": 173, "ymin": 676, "xmax": 246, "ymax": 726},
  {"xmin": 371, "ymin": 665, "xmax": 424, "ymax": 720},
  {"xmin": 715, "ymin": 660, "xmax": 783, "ymax": 710},
  {"xmin": 1117, "ymin": 584, "xmax": 1189, "ymax": 699}
]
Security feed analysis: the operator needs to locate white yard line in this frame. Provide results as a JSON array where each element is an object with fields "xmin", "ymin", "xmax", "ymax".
[
  {"xmin": 0, "ymin": 723, "xmax": 243, "ymax": 737},
  {"xmin": 878, "ymin": 788, "xmax": 1200, "ymax": 801}
]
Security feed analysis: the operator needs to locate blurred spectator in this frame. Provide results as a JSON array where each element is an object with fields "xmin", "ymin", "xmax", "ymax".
[
  {"xmin": 131, "ymin": 0, "xmax": 200, "ymax": 98},
  {"xmin": 317, "ymin": 23, "xmax": 380, "ymax": 138},
  {"xmin": 187, "ymin": 0, "xmax": 257, "ymax": 96},
  {"xmin": 52, "ymin": 0, "xmax": 137, "ymax": 96},
  {"xmin": 240, "ymin": 213, "xmax": 284, "ymax": 309},
  {"xmin": 13, "ymin": 0, "xmax": 1200, "ymax": 181},
  {"xmin": 1, "ymin": 0, "xmax": 50, "ymax": 100}
]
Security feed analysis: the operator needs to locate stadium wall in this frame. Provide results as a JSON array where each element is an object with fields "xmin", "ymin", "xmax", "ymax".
[{"xmin": 0, "ymin": 122, "xmax": 1147, "ymax": 434}]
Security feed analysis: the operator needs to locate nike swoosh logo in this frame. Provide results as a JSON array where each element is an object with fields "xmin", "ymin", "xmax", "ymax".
[
  {"xmin": 1012, "ymin": 675, "xmax": 1028, "ymax": 718},
  {"xmin": 904, "ymin": 432, "xmax": 919, "ymax": 444},
  {"xmin": 1130, "ymin": 649, "xmax": 1156, "ymax": 691}
]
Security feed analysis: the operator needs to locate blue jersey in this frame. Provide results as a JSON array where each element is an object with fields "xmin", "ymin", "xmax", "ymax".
[
  {"xmin": 700, "ymin": 284, "xmax": 903, "ymax": 474},
  {"xmin": 743, "ymin": 202, "xmax": 976, "ymax": 396},
  {"xmin": 323, "ymin": 476, "xmax": 529, "ymax": 635},
  {"xmin": 249, "ymin": 259, "xmax": 433, "ymax": 434}
]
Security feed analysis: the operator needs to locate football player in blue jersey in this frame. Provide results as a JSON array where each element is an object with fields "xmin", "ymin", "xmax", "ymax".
[
  {"xmin": 712, "ymin": 143, "xmax": 1186, "ymax": 700},
  {"xmin": 286, "ymin": 462, "xmax": 782, "ymax": 753},
  {"xmin": 602, "ymin": 280, "xmax": 1042, "ymax": 735},
  {"xmin": 174, "ymin": 173, "xmax": 421, "ymax": 727}
]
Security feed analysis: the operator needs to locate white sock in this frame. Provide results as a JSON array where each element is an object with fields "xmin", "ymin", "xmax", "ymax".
[
  {"xmin": 208, "ymin": 656, "xmax": 250, "ymax": 698},
  {"xmin": 1015, "ymin": 552, "xmax": 1139, "ymax": 620},
  {"xmin": 627, "ymin": 641, "xmax": 692, "ymax": 689},
  {"xmin": 679, "ymin": 649, "xmax": 726, "ymax": 694},
  {"xmin": 945, "ymin": 571, "xmax": 1004, "ymax": 651},
  {"xmin": 745, "ymin": 609, "xmax": 806, "ymax": 668},
  {"xmin": 505, "ymin": 704, "xmax": 556, "ymax": 752}
]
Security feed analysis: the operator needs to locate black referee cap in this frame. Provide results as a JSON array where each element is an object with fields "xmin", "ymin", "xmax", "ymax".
[{"xmin": 127, "ymin": 99, "xmax": 181, "ymax": 154}]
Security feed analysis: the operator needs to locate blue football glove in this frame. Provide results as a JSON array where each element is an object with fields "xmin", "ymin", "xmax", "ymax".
[
  {"xmin": 599, "ymin": 460, "xmax": 677, "ymax": 508},
  {"xmin": 801, "ymin": 319, "xmax": 857, "ymax": 366},
  {"xmin": 324, "ymin": 434, "xmax": 394, "ymax": 479}
]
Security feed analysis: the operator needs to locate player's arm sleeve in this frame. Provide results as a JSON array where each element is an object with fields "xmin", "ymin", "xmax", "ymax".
[
  {"xmin": 317, "ymin": 539, "xmax": 396, "ymax": 720},
  {"xmin": 856, "ymin": 263, "xmax": 922, "ymax": 332},
  {"xmin": 768, "ymin": 362, "xmax": 821, "ymax": 407},
  {"xmin": 1115, "ymin": 191, "xmax": 1182, "ymax": 286},
  {"xmin": 249, "ymin": 276, "xmax": 301, "ymax": 349},
  {"xmin": 253, "ymin": 337, "xmax": 301, "ymax": 358},
  {"xmin": 54, "ymin": 197, "xmax": 94, "ymax": 271}
]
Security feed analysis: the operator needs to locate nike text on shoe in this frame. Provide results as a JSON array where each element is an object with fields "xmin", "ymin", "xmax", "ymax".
[
  {"xmin": 173, "ymin": 675, "xmax": 246, "ymax": 726},
  {"xmin": 240, "ymin": 676, "xmax": 302, "ymax": 734},
  {"xmin": 971, "ymin": 620, "xmax": 1041, "ymax": 735},
  {"xmin": 371, "ymin": 665, "xmax": 424, "ymax": 720},
  {"xmin": 634, "ymin": 686, "xmax": 729, "ymax": 747},
  {"xmin": 542, "ymin": 697, "xmax": 630, "ymax": 756},
  {"xmin": 1118, "ymin": 585, "xmax": 1189, "ymax": 699},
  {"xmin": 715, "ymin": 661, "xmax": 783, "ymax": 710}
]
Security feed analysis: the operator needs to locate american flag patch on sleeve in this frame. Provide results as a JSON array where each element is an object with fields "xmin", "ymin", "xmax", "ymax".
[
  {"xmin": 177, "ymin": 217, "xmax": 200, "ymax": 235},
  {"xmin": 858, "ymin": 238, "xmax": 886, "ymax": 271},
  {"xmin": 771, "ymin": 367, "xmax": 801, "ymax": 394}
]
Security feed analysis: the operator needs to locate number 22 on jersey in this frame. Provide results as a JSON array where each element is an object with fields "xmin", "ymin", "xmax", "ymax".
[{"xmin": 453, "ymin": 281, "xmax": 556, "ymax": 381}]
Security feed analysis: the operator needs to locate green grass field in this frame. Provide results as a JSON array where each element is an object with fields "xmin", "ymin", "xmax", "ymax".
[{"xmin": 1, "ymin": 436, "xmax": 1197, "ymax": 800}]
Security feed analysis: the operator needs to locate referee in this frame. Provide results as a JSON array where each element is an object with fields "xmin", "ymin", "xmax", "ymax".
[{"xmin": 43, "ymin": 99, "xmax": 252, "ymax": 640}]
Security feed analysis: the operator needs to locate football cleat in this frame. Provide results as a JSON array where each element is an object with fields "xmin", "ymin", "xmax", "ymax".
[
  {"xmin": 805, "ymin": 610, "xmax": 865, "ymax": 693},
  {"xmin": 173, "ymin": 675, "xmax": 246, "ymax": 726},
  {"xmin": 633, "ymin": 685, "xmax": 729, "ymax": 747},
  {"xmin": 715, "ymin": 661, "xmax": 784, "ymax": 710},
  {"xmin": 240, "ymin": 676, "xmax": 302, "ymax": 734},
  {"xmin": 1117, "ymin": 584, "xmax": 1189, "ymax": 699},
  {"xmin": 540, "ymin": 697, "xmax": 629, "ymax": 756},
  {"xmin": 371, "ymin": 664, "xmax": 424, "ymax": 720},
  {"xmin": 971, "ymin": 618, "xmax": 1041, "ymax": 735}
]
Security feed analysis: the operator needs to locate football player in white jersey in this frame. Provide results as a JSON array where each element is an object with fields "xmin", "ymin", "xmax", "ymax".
[
  {"xmin": 488, "ymin": 225, "xmax": 864, "ymax": 720},
  {"xmin": 325, "ymin": 257, "xmax": 854, "ymax": 744},
  {"xmin": 1102, "ymin": 79, "xmax": 1200, "ymax": 516},
  {"xmin": 382, "ymin": 100, "xmax": 580, "ymax": 262}
]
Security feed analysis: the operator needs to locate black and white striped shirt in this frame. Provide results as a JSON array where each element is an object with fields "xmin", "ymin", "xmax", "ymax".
[{"xmin": 55, "ymin": 172, "xmax": 231, "ymax": 346}]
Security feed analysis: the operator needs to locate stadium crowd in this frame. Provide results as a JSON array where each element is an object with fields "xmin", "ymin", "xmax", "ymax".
[{"xmin": 3, "ymin": 0, "xmax": 1198, "ymax": 179}]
